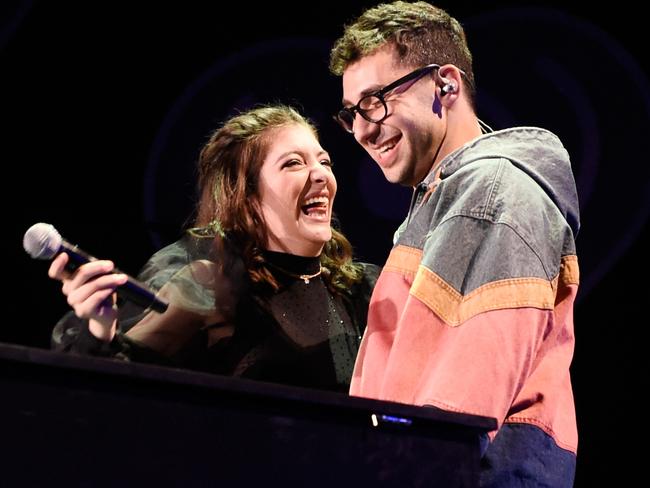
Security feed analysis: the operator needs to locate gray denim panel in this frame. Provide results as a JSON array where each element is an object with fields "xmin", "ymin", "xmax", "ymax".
[
  {"xmin": 393, "ymin": 127, "xmax": 579, "ymax": 294},
  {"xmin": 431, "ymin": 127, "xmax": 580, "ymax": 238},
  {"xmin": 403, "ymin": 162, "xmax": 575, "ymax": 285},
  {"xmin": 420, "ymin": 216, "xmax": 548, "ymax": 294}
]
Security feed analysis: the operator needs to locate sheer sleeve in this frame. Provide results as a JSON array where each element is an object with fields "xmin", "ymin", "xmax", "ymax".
[
  {"xmin": 50, "ymin": 231, "xmax": 232, "ymax": 361},
  {"xmin": 133, "ymin": 233, "xmax": 219, "ymax": 320}
]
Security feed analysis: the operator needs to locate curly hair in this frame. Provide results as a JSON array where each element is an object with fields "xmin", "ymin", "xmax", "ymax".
[
  {"xmin": 192, "ymin": 105, "xmax": 362, "ymax": 294},
  {"xmin": 330, "ymin": 1, "xmax": 475, "ymax": 101}
]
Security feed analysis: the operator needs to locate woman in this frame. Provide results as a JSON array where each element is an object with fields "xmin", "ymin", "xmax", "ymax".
[{"xmin": 49, "ymin": 105, "xmax": 379, "ymax": 392}]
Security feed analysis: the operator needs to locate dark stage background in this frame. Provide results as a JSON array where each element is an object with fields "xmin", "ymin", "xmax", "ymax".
[{"xmin": 3, "ymin": 1, "xmax": 649, "ymax": 486}]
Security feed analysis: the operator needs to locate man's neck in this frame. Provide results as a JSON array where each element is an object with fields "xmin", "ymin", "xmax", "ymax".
[{"xmin": 433, "ymin": 109, "xmax": 483, "ymax": 171}]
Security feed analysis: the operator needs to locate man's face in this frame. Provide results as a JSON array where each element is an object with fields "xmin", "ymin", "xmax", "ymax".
[{"xmin": 342, "ymin": 46, "xmax": 444, "ymax": 187}]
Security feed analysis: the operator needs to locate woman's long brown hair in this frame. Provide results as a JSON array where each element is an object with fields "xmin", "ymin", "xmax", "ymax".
[{"xmin": 192, "ymin": 105, "xmax": 362, "ymax": 294}]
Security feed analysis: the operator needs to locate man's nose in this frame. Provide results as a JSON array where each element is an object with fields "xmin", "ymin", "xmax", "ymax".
[{"xmin": 353, "ymin": 115, "xmax": 378, "ymax": 144}]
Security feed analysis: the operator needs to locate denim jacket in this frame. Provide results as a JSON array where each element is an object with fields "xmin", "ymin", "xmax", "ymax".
[{"xmin": 351, "ymin": 127, "xmax": 579, "ymax": 487}]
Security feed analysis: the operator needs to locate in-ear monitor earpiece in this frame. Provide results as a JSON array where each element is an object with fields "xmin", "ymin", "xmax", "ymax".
[{"xmin": 440, "ymin": 82, "xmax": 456, "ymax": 96}]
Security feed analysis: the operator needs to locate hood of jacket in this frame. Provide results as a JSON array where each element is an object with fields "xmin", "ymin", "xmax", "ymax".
[{"xmin": 425, "ymin": 127, "xmax": 580, "ymax": 236}]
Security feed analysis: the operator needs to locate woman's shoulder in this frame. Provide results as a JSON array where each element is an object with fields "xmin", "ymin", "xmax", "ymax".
[
  {"xmin": 357, "ymin": 262, "xmax": 381, "ymax": 282},
  {"xmin": 138, "ymin": 232, "xmax": 215, "ymax": 287},
  {"xmin": 350, "ymin": 261, "xmax": 381, "ymax": 298}
]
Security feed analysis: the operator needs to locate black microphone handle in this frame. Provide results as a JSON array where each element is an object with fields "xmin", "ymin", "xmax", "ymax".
[{"xmin": 60, "ymin": 241, "xmax": 168, "ymax": 314}]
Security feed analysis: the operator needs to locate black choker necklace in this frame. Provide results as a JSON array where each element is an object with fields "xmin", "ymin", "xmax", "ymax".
[{"xmin": 266, "ymin": 262, "xmax": 324, "ymax": 284}]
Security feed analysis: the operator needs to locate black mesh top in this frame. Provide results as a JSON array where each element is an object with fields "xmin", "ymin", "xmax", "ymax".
[{"xmin": 52, "ymin": 233, "xmax": 380, "ymax": 393}]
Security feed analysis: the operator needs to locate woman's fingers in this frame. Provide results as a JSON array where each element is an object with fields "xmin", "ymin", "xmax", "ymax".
[
  {"xmin": 62, "ymin": 260, "xmax": 115, "ymax": 296},
  {"xmin": 48, "ymin": 253, "xmax": 127, "ymax": 323},
  {"xmin": 48, "ymin": 252, "xmax": 69, "ymax": 280},
  {"xmin": 61, "ymin": 265, "xmax": 127, "ymax": 321},
  {"xmin": 68, "ymin": 286, "xmax": 115, "ymax": 318},
  {"xmin": 66, "ymin": 272, "xmax": 128, "ymax": 313}
]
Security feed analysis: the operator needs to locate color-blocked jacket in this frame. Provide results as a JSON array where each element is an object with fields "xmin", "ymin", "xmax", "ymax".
[{"xmin": 350, "ymin": 127, "xmax": 579, "ymax": 485}]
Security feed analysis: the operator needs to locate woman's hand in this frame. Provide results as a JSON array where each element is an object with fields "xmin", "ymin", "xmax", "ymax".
[{"xmin": 48, "ymin": 252, "xmax": 128, "ymax": 341}]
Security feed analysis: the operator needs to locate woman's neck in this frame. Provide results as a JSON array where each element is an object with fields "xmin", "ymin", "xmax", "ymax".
[{"xmin": 263, "ymin": 241, "xmax": 323, "ymax": 257}]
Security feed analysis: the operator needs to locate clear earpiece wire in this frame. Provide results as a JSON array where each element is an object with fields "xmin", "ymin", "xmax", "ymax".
[{"xmin": 477, "ymin": 117, "xmax": 494, "ymax": 134}]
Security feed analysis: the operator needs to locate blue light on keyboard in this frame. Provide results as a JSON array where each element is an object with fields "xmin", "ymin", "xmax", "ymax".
[{"xmin": 371, "ymin": 413, "xmax": 413, "ymax": 427}]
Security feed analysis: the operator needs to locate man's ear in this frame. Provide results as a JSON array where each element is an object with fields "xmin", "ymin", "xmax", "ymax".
[
  {"xmin": 440, "ymin": 81, "xmax": 457, "ymax": 97},
  {"xmin": 437, "ymin": 65, "xmax": 462, "ymax": 99}
]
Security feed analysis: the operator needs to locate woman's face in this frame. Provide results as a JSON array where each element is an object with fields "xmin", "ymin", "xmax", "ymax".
[{"xmin": 257, "ymin": 124, "xmax": 337, "ymax": 256}]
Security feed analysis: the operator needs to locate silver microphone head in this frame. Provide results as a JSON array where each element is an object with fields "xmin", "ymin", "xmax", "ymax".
[{"xmin": 23, "ymin": 223, "xmax": 63, "ymax": 260}]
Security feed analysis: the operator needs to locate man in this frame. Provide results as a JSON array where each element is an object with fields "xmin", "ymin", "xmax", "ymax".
[{"xmin": 329, "ymin": 2, "xmax": 579, "ymax": 486}]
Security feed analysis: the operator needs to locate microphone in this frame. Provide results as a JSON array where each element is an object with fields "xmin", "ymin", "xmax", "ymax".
[{"xmin": 23, "ymin": 222, "xmax": 168, "ymax": 314}]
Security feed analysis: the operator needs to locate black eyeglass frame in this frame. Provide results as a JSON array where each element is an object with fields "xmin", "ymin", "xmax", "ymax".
[
  {"xmin": 334, "ymin": 63, "xmax": 441, "ymax": 133},
  {"xmin": 335, "ymin": 63, "xmax": 471, "ymax": 134}
]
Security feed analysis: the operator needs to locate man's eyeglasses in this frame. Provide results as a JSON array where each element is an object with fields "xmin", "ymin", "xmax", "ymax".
[{"xmin": 335, "ymin": 63, "xmax": 441, "ymax": 134}]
